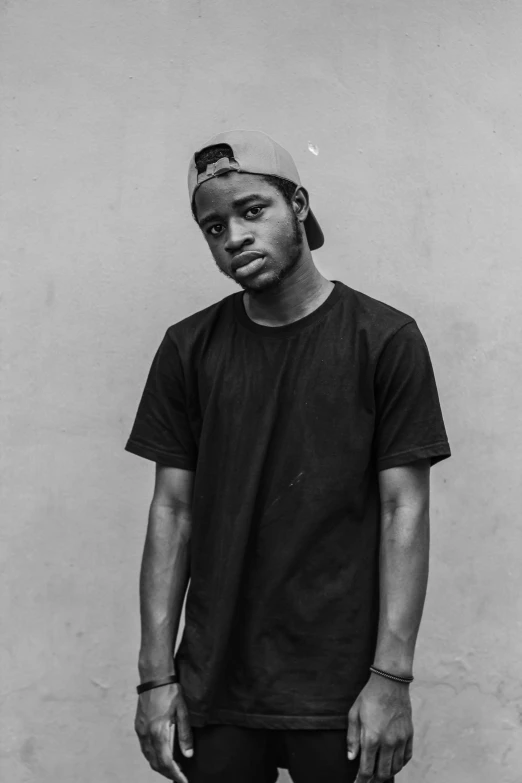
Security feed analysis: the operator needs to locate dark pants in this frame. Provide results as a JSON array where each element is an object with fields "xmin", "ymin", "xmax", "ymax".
[{"xmin": 174, "ymin": 724, "xmax": 395, "ymax": 783}]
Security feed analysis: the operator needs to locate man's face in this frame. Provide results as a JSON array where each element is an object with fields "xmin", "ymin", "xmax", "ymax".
[{"xmin": 194, "ymin": 172, "xmax": 305, "ymax": 292}]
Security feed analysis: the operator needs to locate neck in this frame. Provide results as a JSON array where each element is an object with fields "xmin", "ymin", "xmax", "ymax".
[{"xmin": 243, "ymin": 255, "xmax": 334, "ymax": 328}]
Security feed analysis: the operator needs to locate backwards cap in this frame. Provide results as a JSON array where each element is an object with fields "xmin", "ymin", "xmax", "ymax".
[{"xmin": 188, "ymin": 130, "xmax": 324, "ymax": 251}]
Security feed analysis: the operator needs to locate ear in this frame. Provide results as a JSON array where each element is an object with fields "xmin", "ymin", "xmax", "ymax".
[{"xmin": 292, "ymin": 186, "xmax": 310, "ymax": 223}]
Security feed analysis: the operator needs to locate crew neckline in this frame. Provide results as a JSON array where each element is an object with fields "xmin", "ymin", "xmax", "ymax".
[{"xmin": 233, "ymin": 280, "xmax": 343, "ymax": 338}]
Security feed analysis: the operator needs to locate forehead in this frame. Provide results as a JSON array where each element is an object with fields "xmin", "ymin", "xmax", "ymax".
[{"xmin": 194, "ymin": 172, "xmax": 279, "ymax": 216}]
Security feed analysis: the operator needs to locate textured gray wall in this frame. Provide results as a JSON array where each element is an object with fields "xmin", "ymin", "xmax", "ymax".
[{"xmin": 1, "ymin": 1, "xmax": 521, "ymax": 781}]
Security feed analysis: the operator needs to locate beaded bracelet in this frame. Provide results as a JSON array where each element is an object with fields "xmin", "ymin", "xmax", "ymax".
[
  {"xmin": 369, "ymin": 665, "xmax": 414, "ymax": 684},
  {"xmin": 136, "ymin": 673, "xmax": 179, "ymax": 695}
]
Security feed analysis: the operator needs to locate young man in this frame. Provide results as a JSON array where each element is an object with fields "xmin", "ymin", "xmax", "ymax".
[{"xmin": 126, "ymin": 130, "xmax": 451, "ymax": 783}]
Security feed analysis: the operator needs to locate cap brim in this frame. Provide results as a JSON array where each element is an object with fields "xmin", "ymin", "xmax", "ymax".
[{"xmin": 304, "ymin": 209, "xmax": 324, "ymax": 251}]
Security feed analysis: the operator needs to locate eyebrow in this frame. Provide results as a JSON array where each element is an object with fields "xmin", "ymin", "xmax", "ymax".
[{"xmin": 198, "ymin": 193, "xmax": 270, "ymax": 227}]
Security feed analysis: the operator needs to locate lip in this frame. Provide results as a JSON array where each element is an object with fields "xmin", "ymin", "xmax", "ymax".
[
  {"xmin": 234, "ymin": 256, "xmax": 266, "ymax": 279},
  {"xmin": 231, "ymin": 251, "xmax": 265, "ymax": 273}
]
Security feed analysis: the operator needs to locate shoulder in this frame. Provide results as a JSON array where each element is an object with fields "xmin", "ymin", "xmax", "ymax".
[
  {"xmin": 335, "ymin": 281, "xmax": 419, "ymax": 356},
  {"xmin": 337, "ymin": 281, "xmax": 414, "ymax": 332},
  {"xmin": 163, "ymin": 291, "xmax": 237, "ymax": 352}
]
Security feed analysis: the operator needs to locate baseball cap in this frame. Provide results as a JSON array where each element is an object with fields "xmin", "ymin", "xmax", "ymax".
[{"xmin": 188, "ymin": 130, "xmax": 324, "ymax": 251}]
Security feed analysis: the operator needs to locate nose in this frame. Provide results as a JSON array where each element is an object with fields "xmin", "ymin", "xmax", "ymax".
[{"xmin": 224, "ymin": 219, "xmax": 254, "ymax": 255}]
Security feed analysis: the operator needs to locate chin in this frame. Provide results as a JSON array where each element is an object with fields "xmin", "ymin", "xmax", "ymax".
[{"xmin": 239, "ymin": 273, "xmax": 283, "ymax": 293}]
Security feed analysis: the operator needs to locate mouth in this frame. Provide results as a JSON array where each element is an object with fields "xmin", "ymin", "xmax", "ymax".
[{"xmin": 232, "ymin": 252, "xmax": 266, "ymax": 278}]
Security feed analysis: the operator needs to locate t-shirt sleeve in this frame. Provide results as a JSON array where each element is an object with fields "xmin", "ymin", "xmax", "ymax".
[
  {"xmin": 374, "ymin": 320, "xmax": 451, "ymax": 471},
  {"xmin": 125, "ymin": 331, "xmax": 198, "ymax": 470}
]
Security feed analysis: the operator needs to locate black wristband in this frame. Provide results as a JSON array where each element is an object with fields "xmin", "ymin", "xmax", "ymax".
[
  {"xmin": 136, "ymin": 674, "xmax": 179, "ymax": 695},
  {"xmin": 369, "ymin": 665, "xmax": 414, "ymax": 684}
]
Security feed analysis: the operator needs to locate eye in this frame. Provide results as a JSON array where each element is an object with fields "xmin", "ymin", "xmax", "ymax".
[
  {"xmin": 207, "ymin": 223, "xmax": 224, "ymax": 237},
  {"xmin": 245, "ymin": 205, "xmax": 264, "ymax": 219}
]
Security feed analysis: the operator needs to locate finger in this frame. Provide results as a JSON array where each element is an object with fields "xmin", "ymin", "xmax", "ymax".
[
  {"xmin": 156, "ymin": 745, "xmax": 189, "ymax": 783},
  {"xmin": 139, "ymin": 735, "xmax": 157, "ymax": 770},
  {"xmin": 175, "ymin": 700, "xmax": 194, "ymax": 758},
  {"xmin": 135, "ymin": 718, "xmax": 154, "ymax": 762},
  {"xmin": 150, "ymin": 721, "xmax": 186, "ymax": 782},
  {"xmin": 138, "ymin": 727, "xmax": 164, "ymax": 773},
  {"xmin": 404, "ymin": 734, "xmax": 414, "ymax": 765},
  {"xmin": 374, "ymin": 745, "xmax": 394, "ymax": 781},
  {"xmin": 347, "ymin": 708, "xmax": 361, "ymax": 761},
  {"xmin": 171, "ymin": 761, "xmax": 189, "ymax": 783},
  {"xmin": 355, "ymin": 734, "xmax": 378, "ymax": 783},
  {"xmin": 391, "ymin": 743, "xmax": 405, "ymax": 776}
]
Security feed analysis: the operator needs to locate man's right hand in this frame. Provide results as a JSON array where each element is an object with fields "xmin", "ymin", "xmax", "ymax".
[{"xmin": 135, "ymin": 683, "xmax": 194, "ymax": 782}]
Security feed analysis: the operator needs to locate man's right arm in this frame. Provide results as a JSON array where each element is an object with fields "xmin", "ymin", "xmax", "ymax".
[
  {"xmin": 135, "ymin": 464, "xmax": 194, "ymax": 782},
  {"xmin": 139, "ymin": 464, "xmax": 193, "ymax": 679}
]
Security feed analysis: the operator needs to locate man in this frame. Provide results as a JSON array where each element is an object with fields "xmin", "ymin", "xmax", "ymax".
[{"xmin": 125, "ymin": 130, "xmax": 451, "ymax": 783}]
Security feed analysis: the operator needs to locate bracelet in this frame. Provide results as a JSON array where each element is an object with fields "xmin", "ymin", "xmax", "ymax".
[
  {"xmin": 136, "ymin": 673, "xmax": 179, "ymax": 695},
  {"xmin": 369, "ymin": 665, "xmax": 414, "ymax": 684}
]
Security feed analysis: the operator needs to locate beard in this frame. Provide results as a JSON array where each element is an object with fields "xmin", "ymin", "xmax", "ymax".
[{"xmin": 228, "ymin": 212, "xmax": 304, "ymax": 293}]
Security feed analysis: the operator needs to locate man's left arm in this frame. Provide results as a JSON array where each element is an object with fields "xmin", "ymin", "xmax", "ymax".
[{"xmin": 348, "ymin": 458, "xmax": 431, "ymax": 783}]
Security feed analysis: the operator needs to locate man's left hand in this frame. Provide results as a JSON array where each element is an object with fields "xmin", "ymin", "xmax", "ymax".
[{"xmin": 347, "ymin": 672, "xmax": 414, "ymax": 782}]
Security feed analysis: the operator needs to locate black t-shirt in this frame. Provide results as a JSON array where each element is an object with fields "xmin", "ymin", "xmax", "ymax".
[{"xmin": 125, "ymin": 280, "xmax": 451, "ymax": 729}]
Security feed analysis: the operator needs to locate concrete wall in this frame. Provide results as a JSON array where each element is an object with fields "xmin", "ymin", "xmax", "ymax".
[{"xmin": 2, "ymin": 1, "xmax": 521, "ymax": 781}]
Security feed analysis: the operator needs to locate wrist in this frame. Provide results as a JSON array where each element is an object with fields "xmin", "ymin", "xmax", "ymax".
[
  {"xmin": 138, "ymin": 653, "xmax": 176, "ymax": 682},
  {"xmin": 136, "ymin": 673, "xmax": 179, "ymax": 695},
  {"xmin": 371, "ymin": 651, "xmax": 414, "ymax": 678},
  {"xmin": 369, "ymin": 670, "xmax": 411, "ymax": 687}
]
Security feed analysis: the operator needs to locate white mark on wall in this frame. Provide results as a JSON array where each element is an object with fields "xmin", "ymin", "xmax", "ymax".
[
  {"xmin": 308, "ymin": 142, "xmax": 319, "ymax": 156},
  {"xmin": 90, "ymin": 678, "xmax": 110, "ymax": 691}
]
